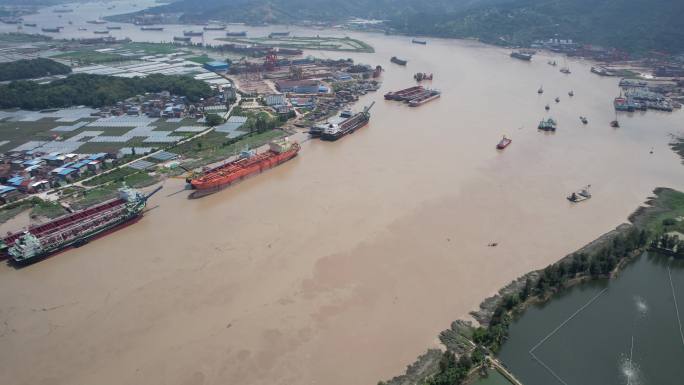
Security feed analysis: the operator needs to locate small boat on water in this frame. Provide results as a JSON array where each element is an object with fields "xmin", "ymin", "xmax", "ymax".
[
  {"xmin": 412, "ymin": 39, "xmax": 427, "ymax": 45},
  {"xmin": 107, "ymin": 25, "xmax": 121, "ymax": 30},
  {"xmin": 568, "ymin": 90, "xmax": 574, "ymax": 97},
  {"xmin": 537, "ymin": 86, "xmax": 544, "ymax": 94},
  {"xmin": 414, "ymin": 72, "xmax": 433, "ymax": 82},
  {"xmin": 555, "ymin": 97, "xmax": 560, "ymax": 103},
  {"xmin": 580, "ymin": 116, "xmax": 588, "ymax": 124},
  {"xmin": 174, "ymin": 36, "xmax": 191, "ymax": 42},
  {"xmin": 87, "ymin": 19, "xmax": 107, "ymax": 24},
  {"xmin": 225, "ymin": 31, "xmax": 247, "ymax": 37},
  {"xmin": 568, "ymin": 185, "xmax": 591, "ymax": 203},
  {"xmin": 548, "ymin": 60, "xmax": 557, "ymax": 66},
  {"xmin": 391, "ymin": 56, "xmax": 408, "ymax": 66},
  {"xmin": 545, "ymin": 104, "xmax": 550, "ymax": 111},
  {"xmin": 204, "ymin": 24, "xmax": 227, "ymax": 31},
  {"xmin": 41, "ymin": 27, "xmax": 61, "ymax": 33},
  {"xmin": 184, "ymin": 30, "xmax": 203, "ymax": 37},
  {"xmin": 78, "ymin": 27, "xmax": 87, "ymax": 31},
  {"xmin": 496, "ymin": 135, "xmax": 512, "ymax": 149},
  {"xmin": 23, "ymin": 23, "xmax": 37, "ymax": 27},
  {"xmin": 140, "ymin": 26, "xmax": 164, "ymax": 31},
  {"xmin": 610, "ymin": 120, "xmax": 620, "ymax": 128},
  {"xmin": 93, "ymin": 30, "xmax": 109, "ymax": 34},
  {"xmin": 538, "ymin": 118, "xmax": 557, "ymax": 131}
]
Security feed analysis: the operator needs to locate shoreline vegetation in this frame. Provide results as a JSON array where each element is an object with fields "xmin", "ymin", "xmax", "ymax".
[
  {"xmin": 109, "ymin": 0, "xmax": 684, "ymax": 56},
  {"xmin": 216, "ymin": 36, "xmax": 374, "ymax": 53},
  {"xmin": 380, "ymin": 187, "xmax": 684, "ymax": 385}
]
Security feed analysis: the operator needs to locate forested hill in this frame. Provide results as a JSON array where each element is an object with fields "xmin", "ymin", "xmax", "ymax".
[{"xmin": 123, "ymin": 0, "xmax": 684, "ymax": 55}]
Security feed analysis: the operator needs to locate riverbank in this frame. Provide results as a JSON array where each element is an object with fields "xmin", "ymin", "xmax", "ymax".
[{"xmin": 382, "ymin": 187, "xmax": 684, "ymax": 385}]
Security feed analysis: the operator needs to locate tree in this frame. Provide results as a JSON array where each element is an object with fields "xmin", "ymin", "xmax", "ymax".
[{"xmin": 205, "ymin": 113, "xmax": 224, "ymax": 126}]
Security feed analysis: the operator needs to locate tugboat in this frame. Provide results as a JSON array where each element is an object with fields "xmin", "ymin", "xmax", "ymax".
[
  {"xmin": 567, "ymin": 185, "xmax": 592, "ymax": 203},
  {"xmin": 555, "ymin": 97, "xmax": 560, "ymax": 103},
  {"xmin": 391, "ymin": 56, "xmax": 408, "ymax": 66},
  {"xmin": 568, "ymin": 90, "xmax": 574, "ymax": 97},
  {"xmin": 580, "ymin": 116, "xmax": 588, "ymax": 124},
  {"xmin": 537, "ymin": 86, "xmax": 544, "ymax": 94},
  {"xmin": 496, "ymin": 135, "xmax": 512, "ymax": 149},
  {"xmin": 538, "ymin": 118, "xmax": 557, "ymax": 131}
]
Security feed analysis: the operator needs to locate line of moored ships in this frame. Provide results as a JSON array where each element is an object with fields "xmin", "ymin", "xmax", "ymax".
[{"xmin": 2, "ymin": 99, "xmax": 383, "ymax": 265}]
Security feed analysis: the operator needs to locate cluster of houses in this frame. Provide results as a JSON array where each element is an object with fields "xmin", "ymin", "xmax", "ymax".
[
  {"xmin": 0, "ymin": 152, "xmax": 114, "ymax": 203},
  {"xmin": 91, "ymin": 91, "xmax": 229, "ymax": 119}
]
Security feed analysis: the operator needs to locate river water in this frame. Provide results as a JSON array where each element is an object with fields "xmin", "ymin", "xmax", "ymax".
[
  {"xmin": 498, "ymin": 255, "xmax": 684, "ymax": 385},
  {"xmin": 1, "ymin": 2, "xmax": 684, "ymax": 385}
]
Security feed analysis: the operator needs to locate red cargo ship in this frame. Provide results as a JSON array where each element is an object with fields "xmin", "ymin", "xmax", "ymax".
[{"xmin": 189, "ymin": 139, "xmax": 300, "ymax": 196}]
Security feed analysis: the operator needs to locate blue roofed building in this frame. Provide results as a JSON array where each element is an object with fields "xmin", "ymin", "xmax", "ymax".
[{"xmin": 204, "ymin": 61, "xmax": 230, "ymax": 72}]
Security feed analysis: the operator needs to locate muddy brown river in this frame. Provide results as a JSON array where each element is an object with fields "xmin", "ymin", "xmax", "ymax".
[{"xmin": 1, "ymin": 3, "xmax": 684, "ymax": 385}]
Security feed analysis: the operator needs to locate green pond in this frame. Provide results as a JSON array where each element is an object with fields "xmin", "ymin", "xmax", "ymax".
[{"xmin": 496, "ymin": 253, "xmax": 684, "ymax": 385}]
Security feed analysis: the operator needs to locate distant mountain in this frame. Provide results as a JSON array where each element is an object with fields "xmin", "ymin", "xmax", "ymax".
[{"xmin": 119, "ymin": 0, "xmax": 684, "ymax": 54}]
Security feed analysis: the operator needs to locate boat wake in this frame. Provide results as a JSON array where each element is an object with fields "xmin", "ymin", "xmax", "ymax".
[
  {"xmin": 634, "ymin": 296, "xmax": 649, "ymax": 317},
  {"xmin": 619, "ymin": 354, "xmax": 642, "ymax": 385}
]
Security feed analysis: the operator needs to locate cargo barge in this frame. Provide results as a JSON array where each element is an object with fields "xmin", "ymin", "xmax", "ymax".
[
  {"xmin": 184, "ymin": 30, "xmax": 203, "ymax": 36},
  {"xmin": 93, "ymin": 30, "xmax": 110, "ymax": 34},
  {"xmin": 321, "ymin": 102, "xmax": 375, "ymax": 141},
  {"xmin": 412, "ymin": 39, "xmax": 427, "ymax": 45},
  {"xmin": 384, "ymin": 86, "xmax": 422, "ymax": 100},
  {"xmin": 41, "ymin": 27, "xmax": 61, "ymax": 33},
  {"xmin": 408, "ymin": 90, "xmax": 441, "ymax": 107},
  {"xmin": 188, "ymin": 139, "xmax": 300, "ymax": 197},
  {"xmin": 226, "ymin": 31, "xmax": 247, "ymax": 37},
  {"xmin": 0, "ymin": 186, "xmax": 160, "ymax": 266},
  {"xmin": 106, "ymin": 26, "xmax": 122, "ymax": 30},
  {"xmin": 141, "ymin": 26, "xmax": 164, "ymax": 31}
]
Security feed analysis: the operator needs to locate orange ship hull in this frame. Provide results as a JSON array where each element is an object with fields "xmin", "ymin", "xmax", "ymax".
[{"xmin": 190, "ymin": 143, "xmax": 300, "ymax": 191}]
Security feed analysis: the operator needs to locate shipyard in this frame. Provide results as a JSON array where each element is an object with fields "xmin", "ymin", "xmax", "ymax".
[{"xmin": 0, "ymin": 2, "xmax": 683, "ymax": 385}]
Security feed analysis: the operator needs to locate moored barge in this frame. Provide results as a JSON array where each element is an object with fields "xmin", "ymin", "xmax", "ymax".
[
  {"xmin": 1, "ymin": 186, "xmax": 160, "ymax": 266},
  {"xmin": 321, "ymin": 102, "xmax": 375, "ymax": 141}
]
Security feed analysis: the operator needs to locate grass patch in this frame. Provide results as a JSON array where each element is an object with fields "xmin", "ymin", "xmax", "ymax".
[
  {"xmin": 122, "ymin": 42, "xmax": 182, "ymax": 55},
  {"xmin": 31, "ymin": 200, "xmax": 67, "ymax": 219},
  {"xmin": 632, "ymin": 188, "xmax": 684, "ymax": 235},
  {"xmin": 186, "ymin": 54, "xmax": 215, "ymax": 64},
  {"xmin": 54, "ymin": 50, "xmax": 131, "ymax": 64},
  {"xmin": 0, "ymin": 202, "xmax": 30, "ymax": 225}
]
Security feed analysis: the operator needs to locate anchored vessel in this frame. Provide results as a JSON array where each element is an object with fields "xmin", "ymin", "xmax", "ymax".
[
  {"xmin": 496, "ymin": 136, "xmax": 512, "ymax": 149},
  {"xmin": 141, "ymin": 26, "xmax": 164, "ymax": 31},
  {"xmin": 225, "ymin": 31, "xmax": 247, "ymax": 37},
  {"xmin": 408, "ymin": 89, "xmax": 441, "ymax": 107},
  {"xmin": 183, "ymin": 30, "xmax": 203, "ymax": 36},
  {"xmin": 321, "ymin": 102, "xmax": 375, "ymax": 141},
  {"xmin": 538, "ymin": 118, "xmax": 557, "ymax": 131},
  {"xmin": 391, "ymin": 56, "xmax": 408, "ymax": 66},
  {"xmin": 1, "ymin": 186, "xmax": 160, "ymax": 266},
  {"xmin": 567, "ymin": 185, "xmax": 592, "ymax": 202},
  {"xmin": 204, "ymin": 24, "xmax": 227, "ymax": 31},
  {"xmin": 174, "ymin": 36, "xmax": 191, "ymax": 42},
  {"xmin": 384, "ymin": 86, "xmax": 423, "ymax": 100},
  {"xmin": 510, "ymin": 51, "xmax": 532, "ymax": 61},
  {"xmin": 412, "ymin": 39, "xmax": 427, "ymax": 45},
  {"xmin": 188, "ymin": 139, "xmax": 300, "ymax": 196}
]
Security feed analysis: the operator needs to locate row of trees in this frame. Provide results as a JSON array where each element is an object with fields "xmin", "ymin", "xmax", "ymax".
[
  {"xmin": 472, "ymin": 227, "xmax": 650, "ymax": 353},
  {"xmin": 0, "ymin": 58, "xmax": 71, "ymax": 82},
  {"xmin": 0, "ymin": 73, "xmax": 213, "ymax": 110},
  {"xmin": 650, "ymin": 233, "xmax": 684, "ymax": 258}
]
